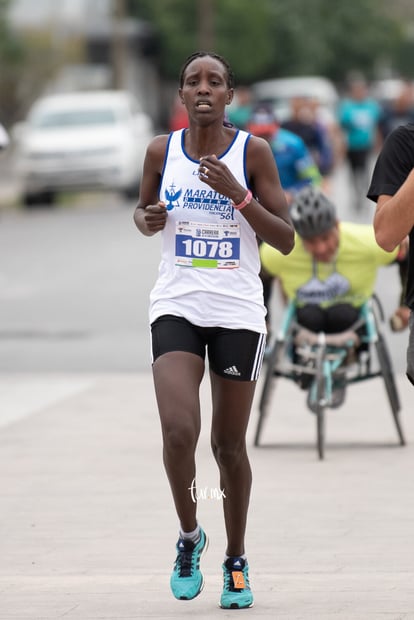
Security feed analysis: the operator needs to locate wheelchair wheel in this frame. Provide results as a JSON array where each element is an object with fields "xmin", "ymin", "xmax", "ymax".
[
  {"xmin": 255, "ymin": 339, "xmax": 285, "ymax": 446},
  {"xmin": 375, "ymin": 333, "xmax": 405, "ymax": 446},
  {"xmin": 314, "ymin": 345, "xmax": 326, "ymax": 460}
]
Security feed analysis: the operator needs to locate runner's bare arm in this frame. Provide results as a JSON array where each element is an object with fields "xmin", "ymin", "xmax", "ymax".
[
  {"xmin": 134, "ymin": 135, "xmax": 169, "ymax": 236},
  {"xmin": 198, "ymin": 137, "xmax": 294, "ymax": 255},
  {"xmin": 374, "ymin": 168, "xmax": 414, "ymax": 251}
]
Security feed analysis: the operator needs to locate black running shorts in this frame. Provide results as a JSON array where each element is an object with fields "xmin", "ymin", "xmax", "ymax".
[{"xmin": 151, "ymin": 314, "xmax": 266, "ymax": 381}]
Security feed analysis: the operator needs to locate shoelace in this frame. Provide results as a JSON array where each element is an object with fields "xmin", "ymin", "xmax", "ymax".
[{"xmin": 176, "ymin": 548, "xmax": 194, "ymax": 577}]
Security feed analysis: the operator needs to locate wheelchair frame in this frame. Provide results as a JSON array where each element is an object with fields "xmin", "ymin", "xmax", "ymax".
[{"xmin": 255, "ymin": 296, "xmax": 405, "ymax": 459}]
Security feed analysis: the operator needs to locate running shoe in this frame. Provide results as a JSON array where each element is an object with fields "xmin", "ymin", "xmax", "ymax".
[
  {"xmin": 170, "ymin": 528, "xmax": 208, "ymax": 600},
  {"xmin": 220, "ymin": 556, "xmax": 254, "ymax": 609}
]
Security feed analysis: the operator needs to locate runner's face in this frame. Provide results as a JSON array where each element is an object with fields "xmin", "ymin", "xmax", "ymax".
[
  {"xmin": 179, "ymin": 57, "xmax": 233, "ymax": 124},
  {"xmin": 302, "ymin": 225, "xmax": 339, "ymax": 263}
]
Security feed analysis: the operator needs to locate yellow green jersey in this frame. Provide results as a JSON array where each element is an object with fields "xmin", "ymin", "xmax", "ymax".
[{"xmin": 260, "ymin": 222, "xmax": 398, "ymax": 308}]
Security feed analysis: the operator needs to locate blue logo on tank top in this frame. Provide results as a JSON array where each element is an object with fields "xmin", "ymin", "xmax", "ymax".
[{"xmin": 164, "ymin": 183, "xmax": 182, "ymax": 211}]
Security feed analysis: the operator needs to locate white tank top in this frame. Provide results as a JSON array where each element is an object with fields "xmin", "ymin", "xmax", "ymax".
[{"xmin": 149, "ymin": 128, "xmax": 266, "ymax": 333}]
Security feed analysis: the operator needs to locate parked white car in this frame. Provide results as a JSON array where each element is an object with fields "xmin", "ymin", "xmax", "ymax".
[{"xmin": 13, "ymin": 90, "xmax": 154, "ymax": 206}]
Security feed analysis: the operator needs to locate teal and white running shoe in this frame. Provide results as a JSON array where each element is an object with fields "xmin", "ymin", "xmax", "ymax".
[
  {"xmin": 220, "ymin": 556, "xmax": 254, "ymax": 609},
  {"xmin": 170, "ymin": 528, "xmax": 208, "ymax": 600}
]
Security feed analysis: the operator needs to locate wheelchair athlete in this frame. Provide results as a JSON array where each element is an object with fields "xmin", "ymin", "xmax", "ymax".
[{"xmin": 260, "ymin": 185, "xmax": 405, "ymax": 405}]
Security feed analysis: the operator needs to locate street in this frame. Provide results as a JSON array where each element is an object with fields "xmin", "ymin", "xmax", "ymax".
[
  {"xmin": 0, "ymin": 161, "xmax": 408, "ymax": 373},
  {"xmin": 1, "ymin": 166, "xmax": 414, "ymax": 620},
  {"xmin": 0, "ymin": 193, "xmax": 161, "ymax": 371}
]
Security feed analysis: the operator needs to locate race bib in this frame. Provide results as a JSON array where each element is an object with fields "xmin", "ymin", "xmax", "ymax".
[{"xmin": 175, "ymin": 221, "xmax": 240, "ymax": 268}]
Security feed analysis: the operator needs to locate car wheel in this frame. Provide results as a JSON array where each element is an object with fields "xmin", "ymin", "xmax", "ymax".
[{"xmin": 23, "ymin": 191, "xmax": 56, "ymax": 208}]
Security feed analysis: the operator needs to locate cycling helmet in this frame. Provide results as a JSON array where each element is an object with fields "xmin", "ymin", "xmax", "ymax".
[{"xmin": 290, "ymin": 186, "xmax": 337, "ymax": 239}]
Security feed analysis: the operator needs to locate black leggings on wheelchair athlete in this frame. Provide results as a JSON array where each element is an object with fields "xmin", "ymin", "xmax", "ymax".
[{"xmin": 296, "ymin": 303, "xmax": 360, "ymax": 334}]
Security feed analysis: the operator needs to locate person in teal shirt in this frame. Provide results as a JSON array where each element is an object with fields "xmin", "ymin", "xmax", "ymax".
[{"xmin": 338, "ymin": 77, "xmax": 381, "ymax": 208}]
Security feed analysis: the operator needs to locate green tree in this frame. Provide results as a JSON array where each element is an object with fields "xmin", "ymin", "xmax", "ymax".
[
  {"xmin": 127, "ymin": 0, "xmax": 406, "ymax": 85},
  {"xmin": 0, "ymin": 0, "xmax": 27, "ymax": 123},
  {"xmin": 127, "ymin": 0, "xmax": 274, "ymax": 82},
  {"xmin": 0, "ymin": 0, "xmax": 84, "ymax": 124}
]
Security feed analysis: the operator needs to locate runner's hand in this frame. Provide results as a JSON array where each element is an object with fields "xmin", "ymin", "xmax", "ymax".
[
  {"xmin": 144, "ymin": 201, "xmax": 167, "ymax": 233},
  {"xmin": 199, "ymin": 155, "xmax": 243, "ymax": 201}
]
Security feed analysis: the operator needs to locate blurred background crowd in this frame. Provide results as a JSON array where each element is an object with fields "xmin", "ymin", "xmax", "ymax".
[{"xmin": 1, "ymin": 0, "xmax": 414, "ymax": 209}]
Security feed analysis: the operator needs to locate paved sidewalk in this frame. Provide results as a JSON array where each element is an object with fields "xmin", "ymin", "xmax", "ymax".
[{"xmin": 1, "ymin": 371, "xmax": 414, "ymax": 620}]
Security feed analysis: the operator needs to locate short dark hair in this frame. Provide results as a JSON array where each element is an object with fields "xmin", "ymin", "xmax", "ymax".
[{"xmin": 179, "ymin": 51, "xmax": 235, "ymax": 89}]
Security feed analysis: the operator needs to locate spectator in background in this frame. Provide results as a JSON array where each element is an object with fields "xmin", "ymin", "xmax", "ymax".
[
  {"xmin": 247, "ymin": 104, "xmax": 321, "ymax": 205},
  {"xmin": 379, "ymin": 80, "xmax": 414, "ymax": 140},
  {"xmin": 282, "ymin": 96, "xmax": 334, "ymax": 179},
  {"xmin": 338, "ymin": 76, "xmax": 382, "ymax": 209},
  {"xmin": 227, "ymin": 85, "xmax": 253, "ymax": 130}
]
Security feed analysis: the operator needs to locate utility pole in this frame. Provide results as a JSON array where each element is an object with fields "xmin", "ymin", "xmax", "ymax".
[
  {"xmin": 111, "ymin": 0, "xmax": 127, "ymax": 89},
  {"xmin": 198, "ymin": 0, "xmax": 214, "ymax": 51}
]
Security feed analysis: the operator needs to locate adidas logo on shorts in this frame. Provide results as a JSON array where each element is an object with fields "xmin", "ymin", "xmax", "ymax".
[{"xmin": 223, "ymin": 365, "xmax": 241, "ymax": 376}]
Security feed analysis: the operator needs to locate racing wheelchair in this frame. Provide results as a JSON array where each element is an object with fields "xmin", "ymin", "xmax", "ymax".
[{"xmin": 255, "ymin": 296, "xmax": 405, "ymax": 459}]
